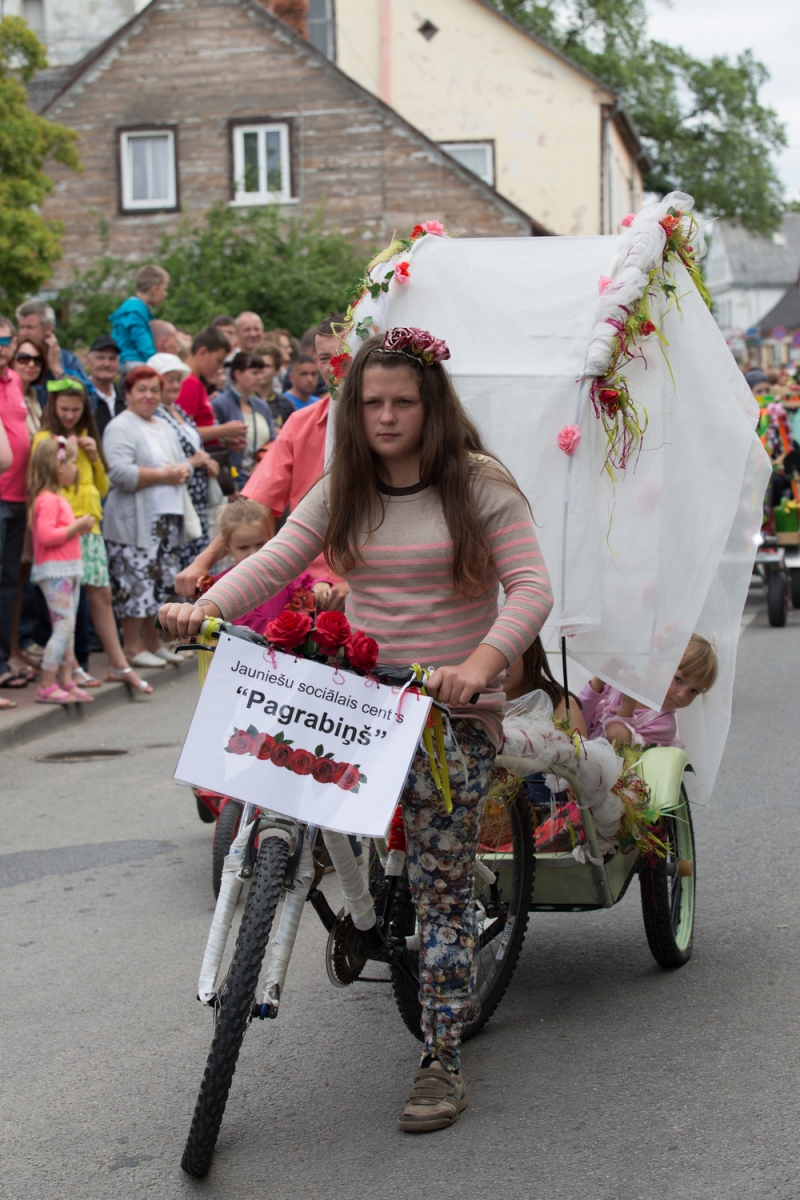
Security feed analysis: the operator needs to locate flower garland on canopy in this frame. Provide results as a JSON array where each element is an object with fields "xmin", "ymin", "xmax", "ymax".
[{"xmin": 581, "ymin": 190, "xmax": 710, "ymax": 478}]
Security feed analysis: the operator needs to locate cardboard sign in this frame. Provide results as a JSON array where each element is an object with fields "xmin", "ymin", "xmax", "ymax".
[{"xmin": 174, "ymin": 633, "xmax": 432, "ymax": 837}]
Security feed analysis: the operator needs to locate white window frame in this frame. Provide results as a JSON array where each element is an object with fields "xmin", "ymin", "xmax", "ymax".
[
  {"xmin": 231, "ymin": 123, "xmax": 294, "ymax": 206},
  {"xmin": 440, "ymin": 141, "xmax": 495, "ymax": 188},
  {"xmin": 119, "ymin": 128, "xmax": 177, "ymax": 212}
]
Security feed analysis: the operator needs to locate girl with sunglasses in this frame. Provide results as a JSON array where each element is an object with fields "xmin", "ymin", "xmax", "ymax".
[{"xmin": 13, "ymin": 337, "xmax": 47, "ymax": 437}]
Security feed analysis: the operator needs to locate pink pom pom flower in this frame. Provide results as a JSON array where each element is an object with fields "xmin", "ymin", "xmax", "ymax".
[
  {"xmin": 394, "ymin": 260, "xmax": 411, "ymax": 286},
  {"xmin": 422, "ymin": 220, "xmax": 445, "ymax": 236},
  {"xmin": 557, "ymin": 424, "xmax": 582, "ymax": 456},
  {"xmin": 620, "ymin": 213, "xmax": 636, "ymax": 228},
  {"xmin": 598, "ymin": 275, "xmax": 613, "ymax": 294}
]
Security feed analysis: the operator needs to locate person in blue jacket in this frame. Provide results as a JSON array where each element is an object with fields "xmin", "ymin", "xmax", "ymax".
[
  {"xmin": 212, "ymin": 351, "xmax": 276, "ymax": 489},
  {"xmin": 109, "ymin": 265, "xmax": 170, "ymax": 370}
]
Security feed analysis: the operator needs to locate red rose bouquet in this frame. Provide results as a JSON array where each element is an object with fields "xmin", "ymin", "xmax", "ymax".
[{"xmin": 265, "ymin": 610, "xmax": 313, "ymax": 651}]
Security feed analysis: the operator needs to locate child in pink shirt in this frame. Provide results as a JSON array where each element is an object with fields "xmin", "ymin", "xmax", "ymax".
[
  {"xmin": 29, "ymin": 438, "xmax": 96, "ymax": 704},
  {"xmin": 579, "ymin": 633, "xmax": 718, "ymax": 748}
]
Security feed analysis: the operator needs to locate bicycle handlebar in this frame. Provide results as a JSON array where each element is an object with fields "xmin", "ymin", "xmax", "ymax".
[{"xmin": 157, "ymin": 615, "xmax": 480, "ymax": 703}]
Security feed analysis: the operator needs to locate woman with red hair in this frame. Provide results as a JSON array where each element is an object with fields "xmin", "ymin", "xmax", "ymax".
[{"xmin": 102, "ymin": 366, "xmax": 192, "ymax": 670}]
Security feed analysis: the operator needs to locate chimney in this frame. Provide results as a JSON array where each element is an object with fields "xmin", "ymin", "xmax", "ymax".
[{"xmin": 267, "ymin": 0, "xmax": 309, "ymax": 39}]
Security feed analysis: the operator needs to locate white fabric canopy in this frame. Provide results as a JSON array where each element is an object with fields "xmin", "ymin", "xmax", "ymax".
[{"xmin": 342, "ymin": 221, "xmax": 770, "ymax": 803}]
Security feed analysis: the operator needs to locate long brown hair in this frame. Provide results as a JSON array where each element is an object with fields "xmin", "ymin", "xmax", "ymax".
[
  {"xmin": 27, "ymin": 437, "xmax": 77, "ymax": 517},
  {"xmin": 324, "ymin": 335, "xmax": 528, "ymax": 598},
  {"xmin": 13, "ymin": 335, "xmax": 48, "ymax": 391},
  {"xmin": 41, "ymin": 381, "xmax": 107, "ymax": 470}
]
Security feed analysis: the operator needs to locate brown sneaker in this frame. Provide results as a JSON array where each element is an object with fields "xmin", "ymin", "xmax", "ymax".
[{"xmin": 398, "ymin": 1058, "xmax": 467, "ymax": 1133}]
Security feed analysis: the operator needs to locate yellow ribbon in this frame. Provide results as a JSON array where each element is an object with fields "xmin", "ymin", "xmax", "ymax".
[
  {"xmin": 411, "ymin": 663, "xmax": 453, "ymax": 814},
  {"xmin": 196, "ymin": 616, "xmax": 223, "ymax": 687}
]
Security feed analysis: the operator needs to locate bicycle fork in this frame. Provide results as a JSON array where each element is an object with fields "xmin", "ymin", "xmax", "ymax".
[{"xmin": 195, "ymin": 812, "xmax": 383, "ymax": 1012}]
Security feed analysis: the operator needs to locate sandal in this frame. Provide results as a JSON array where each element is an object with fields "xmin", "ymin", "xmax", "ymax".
[
  {"xmin": 72, "ymin": 667, "xmax": 102, "ymax": 688},
  {"xmin": 0, "ymin": 697, "xmax": 17, "ymax": 710},
  {"xmin": 63, "ymin": 682, "xmax": 94, "ymax": 703},
  {"xmin": 0, "ymin": 668, "xmax": 28, "ymax": 689},
  {"xmin": 106, "ymin": 666, "xmax": 153, "ymax": 696},
  {"xmin": 36, "ymin": 684, "xmax": 75, "ymax": 705}
]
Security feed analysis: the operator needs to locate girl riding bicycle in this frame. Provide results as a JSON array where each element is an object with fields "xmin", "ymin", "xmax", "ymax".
[{"xmin": 159, "ymin": 327, "xmax": 553, "ymax": 1133}]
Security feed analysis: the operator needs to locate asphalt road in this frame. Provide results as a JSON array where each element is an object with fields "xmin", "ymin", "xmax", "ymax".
[{"xmin": 1, "ymin": 589, "xmax": 799, "ymax": 1200}]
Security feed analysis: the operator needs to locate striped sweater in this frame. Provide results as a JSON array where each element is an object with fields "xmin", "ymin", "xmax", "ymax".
[{"xmin": 204, "ymin": 462, "xmax": 553, "ymax": 746}]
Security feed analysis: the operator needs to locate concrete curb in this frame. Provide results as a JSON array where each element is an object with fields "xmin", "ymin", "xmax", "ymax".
[{"xmin": 0, "ymin": 659, "xmax": 197, "ymax": 753}]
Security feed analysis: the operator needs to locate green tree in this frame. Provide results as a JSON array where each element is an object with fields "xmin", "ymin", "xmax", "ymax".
[
  {"xmin": 55, "ymin": 204, "xmax": 367, "ymax": 347},
  {"xmin": 0, "ymin": 17, "xmax": 80, "ymax": 312},
  {"xmin": 491, "ymin": 1, "xmax": 787, "ymax": 233}
]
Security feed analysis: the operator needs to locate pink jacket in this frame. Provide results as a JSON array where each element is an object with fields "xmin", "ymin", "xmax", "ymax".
[
  {"xmin": 32, "ymin": 491, "xmax": 82, "ymax": 566},
  {"xmin": 579, "ymin": 680, "xmax": 681, "ymax": 748}
]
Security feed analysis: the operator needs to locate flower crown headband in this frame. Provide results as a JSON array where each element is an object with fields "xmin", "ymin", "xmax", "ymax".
[{"xmin": 374, "ymin": 327, "xmax": 450, "ymax": 366}]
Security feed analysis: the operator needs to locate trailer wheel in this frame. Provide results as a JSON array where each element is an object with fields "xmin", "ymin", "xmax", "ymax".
[{"xmin": 768, "ymin": 571, "xmax": 788, "ymax": 626}]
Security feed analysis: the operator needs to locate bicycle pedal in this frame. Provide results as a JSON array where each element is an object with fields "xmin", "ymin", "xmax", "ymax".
[{"xmin": 360, "ymin": 925, "xmax": 386, "ymax": 958}]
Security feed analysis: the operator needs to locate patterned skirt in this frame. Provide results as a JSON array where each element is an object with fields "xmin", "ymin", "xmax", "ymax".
[
  {"xmin": 80, "ymin": 531, "xmax": 110, "ymax": 588},
  {"xmin": 106, "ymin": 515, "xmax": 182, "ymax": 619}
]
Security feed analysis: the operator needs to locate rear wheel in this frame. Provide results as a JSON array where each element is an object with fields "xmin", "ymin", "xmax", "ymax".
[
  {"xmin": 639, "ymin": 787, "xmax": 695, "ymax": 968},
  {"xmin": 181, "ymin": 835, "xmax": 289, "ymax": 1179},
  {"xmin": 389, "ymin": 793, "xmax": 534, "ymax": 1043},
  {"xmin": 768, "ymin": 570, "xmax": 788, "ymax": 626},
  {"xmin": 212, "ymin": 801, "xmax": 244, "ymax": 899},
  {"xmin": 791, "ymin": 569, "xmax": 800, "ymax": 610}
]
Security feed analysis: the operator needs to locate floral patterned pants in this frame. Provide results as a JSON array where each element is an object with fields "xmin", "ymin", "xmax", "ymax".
[
  {"xmin": 401, "ymin": 718, "xmax": 496, "ymax": 1073},
  {"xmin": 38, "ymin": 576, "xmax": 80, "ymax": 673}
]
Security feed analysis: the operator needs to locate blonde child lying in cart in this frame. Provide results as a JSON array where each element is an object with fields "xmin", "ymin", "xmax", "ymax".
[{"xmin": 579, "ymin": 633, "xmax": 718, "ymax": 749}]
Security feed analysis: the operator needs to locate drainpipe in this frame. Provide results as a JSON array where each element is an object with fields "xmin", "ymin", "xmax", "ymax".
[
  {"xmin": 601, "ymin": 99, "xmax": 622, "ymax": 234},
  {"xmin": 379, "ymin": 0, "xmax": 391, "ymax": 105}
]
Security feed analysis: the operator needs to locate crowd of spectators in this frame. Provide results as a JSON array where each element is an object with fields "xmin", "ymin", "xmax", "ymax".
[{"xmin": 0, "ymin": 263, "xmax": 341, "ymax": 708}]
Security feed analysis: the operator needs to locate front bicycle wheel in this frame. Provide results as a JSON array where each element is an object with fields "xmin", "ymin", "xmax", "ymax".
[
  {"xmin": 639, "ymin": 787, "xmax": 695, "ymax": 968},
  {"xmin": 389, "ymin": 794, "xmax": 534, "ymax": 1043},
  {"xmin": 181, "ymin": 835, "xmax": 289, "ymax": 1179}
]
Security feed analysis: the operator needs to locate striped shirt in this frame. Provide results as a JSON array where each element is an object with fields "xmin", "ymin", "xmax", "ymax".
[{"xmin": 204, "ymin": 460, "xmax": 553, "ymax": 746}]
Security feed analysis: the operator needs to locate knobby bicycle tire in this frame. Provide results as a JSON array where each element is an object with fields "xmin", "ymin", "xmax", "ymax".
[
  {"xmin": 211, "ymin": 800, "xmax": 244, "ymax": 899},
  {"xmin": 389, "ymin": 794, "xmax": 534, "ymax": 1043},
  {"xmin": 181, "ymin": 835, "xmax": 289, "ymax": 1179}
]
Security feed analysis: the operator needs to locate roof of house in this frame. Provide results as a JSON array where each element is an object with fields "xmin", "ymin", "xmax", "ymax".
[
  {"xmin": 35, "ymin": 0, "xmax": 550, "ymax": 236},
  {"xmin": 715, "ymin": 214, "xmax": 800, "ymax": 289},
  {"xmin": 758, "ymin": 285, "xmax": 800, "ymax": 337},
  {"xmin": 470, "ymin": 0, "xmax": 652, "ymax": 171}
]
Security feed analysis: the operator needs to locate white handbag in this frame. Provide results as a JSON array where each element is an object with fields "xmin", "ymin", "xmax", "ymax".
[{"xmin": 183, "ymin": 487, "xmax": 203, "ymax": 541}]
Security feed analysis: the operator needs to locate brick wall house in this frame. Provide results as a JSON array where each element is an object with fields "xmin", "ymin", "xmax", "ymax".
[{"xmin": 36, "ymin": 0, "xmax": 542, "ymax": 285}]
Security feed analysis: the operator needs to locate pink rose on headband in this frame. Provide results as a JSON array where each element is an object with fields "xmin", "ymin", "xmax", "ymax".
[
  {"xmin": 382, "ymin": 327, "xmax": 450, "ymax": 364},
  {"xmin": 394, "ymin": 260, "xmax": 411, "ymax": 286},
  {"xmin": 620, "ymin": 213, "xmax": 636, "ymax": 228},
  {"xmin": 422, "ymin": 220, "xmax": 445, "ymax": 236},
  {"xmin": 557, "ymin": 424, "xmax": 581, "ymax": 456}
]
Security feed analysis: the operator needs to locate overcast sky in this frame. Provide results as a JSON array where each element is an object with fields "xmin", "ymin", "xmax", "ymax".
[{"xmin": 646, "ymin": 0, "xmax": 800, "ymax": 203}]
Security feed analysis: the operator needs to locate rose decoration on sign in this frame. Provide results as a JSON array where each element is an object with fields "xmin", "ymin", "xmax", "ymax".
[
  {"xmin": 227, "ymin": 730, "xmax": 253, "ymax": 755},
  {"xmin": 265, "ymin": 610, "xmax": 313, "ymax": 651},
  {"xmin": 311, "ymin": 611, "xmax": 351, "ymax": 654},
  {"xmin": 557, "ymin": 425, "xmax": 581, "ymax": 456},
  {"xmin": 225, "ymin": 726, "xmax": 368, "ymax": 792},
  {"xmin": 311, "ymin": 757, "xmax": 336, "ymax": 784}
]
